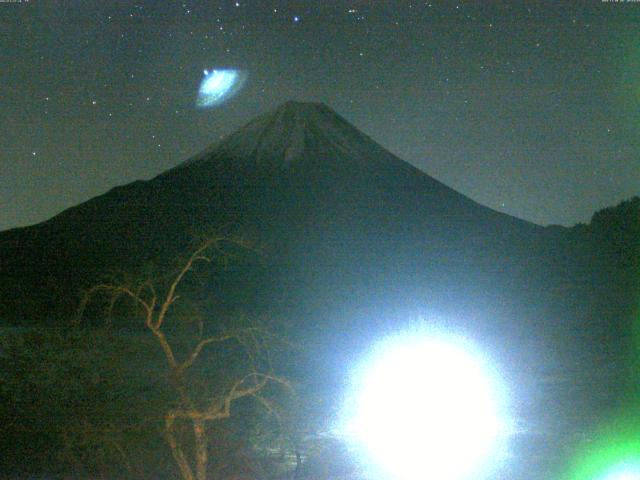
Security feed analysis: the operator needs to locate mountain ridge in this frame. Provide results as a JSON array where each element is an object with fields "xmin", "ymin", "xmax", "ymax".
[{"xmin": 1, "ymin": 101, "xmax": 542, "ymax": 236}]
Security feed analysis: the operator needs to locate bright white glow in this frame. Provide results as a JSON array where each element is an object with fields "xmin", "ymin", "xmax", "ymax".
[
  {"xmin": 601, "ymin": 463, "xmax": 640, "ymax": 480},
  {"xmin": 344, "ymin": 332, "xmax": 509, "ymax": 480},
  {"xmin": 196, "ymin": 68, "xmax": 246, "ymax": 108}
]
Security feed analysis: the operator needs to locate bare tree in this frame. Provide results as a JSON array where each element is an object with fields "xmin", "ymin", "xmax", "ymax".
[{"xmin": 77, "ymin": 236, "xmax": 290, "ymax": 480}]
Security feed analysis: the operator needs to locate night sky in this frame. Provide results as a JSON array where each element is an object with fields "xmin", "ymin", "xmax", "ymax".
[{"xmin": 2, "ymin": 1, "xmax": 639, "ymax": 231}]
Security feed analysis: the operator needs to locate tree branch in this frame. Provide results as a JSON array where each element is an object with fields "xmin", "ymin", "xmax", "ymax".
[
  {"xmin": 76, "ymin": 284, "xmax": 152, "ymax": 324},
  {"xmin": 155, "ymin": 237, "xmax": 222, "ymax": 330},
  {"xmin": 203, "ymin": 371, "xmax": 291, "ymax": 421},
  {"xmin": 177, "ymin": 334, "xmax": 234, "ymax": 373}
]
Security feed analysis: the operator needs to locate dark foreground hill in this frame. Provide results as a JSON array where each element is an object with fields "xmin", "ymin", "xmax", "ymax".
[{"xmin": 0, "ymin": 101, "xmax": 638, "ymax": 478}]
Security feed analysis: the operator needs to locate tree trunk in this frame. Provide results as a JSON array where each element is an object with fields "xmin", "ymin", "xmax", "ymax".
[
  {"xmin": 194, "ymin": 419, "xmax": 208, "ymax": 480},
  {"xmin": 166, "ymin": 414, "xmax": 195, "ymax": 480}
]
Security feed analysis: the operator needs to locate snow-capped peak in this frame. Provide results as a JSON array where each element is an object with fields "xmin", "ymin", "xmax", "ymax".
[{"xmin": 180, "ymin": 101, "xmax": 398, "ymax": 172}]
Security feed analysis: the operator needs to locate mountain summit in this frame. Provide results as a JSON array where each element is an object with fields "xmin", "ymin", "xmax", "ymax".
[
  {"xmin": 213, "ymin": 101, "xmax": 360, "ymax": 164},
  {"xmin": 182, "ymin": 101, "xmax": 389, "ymax": 169}
]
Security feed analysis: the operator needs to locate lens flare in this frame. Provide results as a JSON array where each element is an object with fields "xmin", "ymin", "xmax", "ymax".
[
  {"xmin": 601, "ymin": 462, "xmax": 640, "ymax": 480},
  {"xmin": 196, "ymin": 68, "xmax": 246, "ymax": 108},
  {"xmin": 564, "ymin": 417, "xmax": 640, "ymax": 480},
  {"xmin": 342, "ymin": 331, "xmax": 510, "ymax": 480}
]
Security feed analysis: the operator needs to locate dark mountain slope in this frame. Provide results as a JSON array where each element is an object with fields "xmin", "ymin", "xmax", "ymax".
[{"xmin": 0, "ymin": 101, "xmax": 549, "ymax": 330}]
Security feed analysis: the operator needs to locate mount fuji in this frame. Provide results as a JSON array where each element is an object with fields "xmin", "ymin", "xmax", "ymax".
[{"xmin": 0, "ymin": 101, "xmax": 551, "ymax": 330}]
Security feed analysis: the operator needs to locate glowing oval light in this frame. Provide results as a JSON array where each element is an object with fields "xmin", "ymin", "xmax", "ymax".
[
  {"xmin": 344, "ymin": 332, "xmax": 509, "ymax": 480},
  {"xmin": 196, "ymin": 68, "xmax": 246, "ymax": 108}
]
